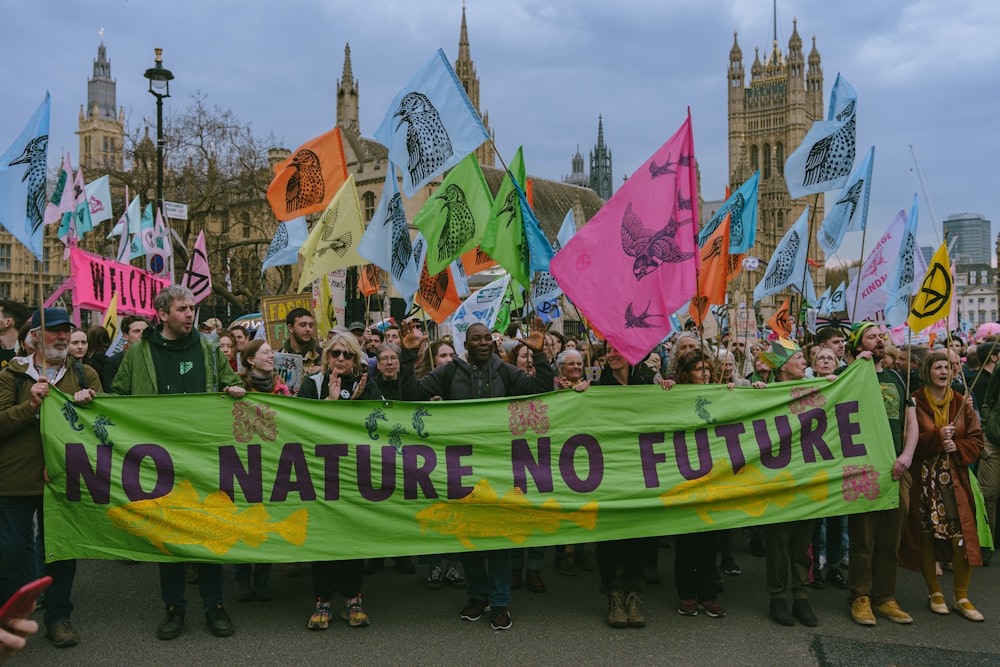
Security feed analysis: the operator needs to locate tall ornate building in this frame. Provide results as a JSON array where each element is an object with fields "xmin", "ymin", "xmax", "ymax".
[
  {"xmin": 589, "ymin": 116, "xmax": 613, "ymax": 201},
  {"xmin": 454, "ymin": 6, "xmax": 495, "ymax": 167},
  {"xmin": 727, "ymin": 20, "xmax": 825, "ymax": 311},
  {"xmin": 77, "ymin": 41, "xmax": 125, "ymax": 172},
  {"xmin": 564, "ymin": 146, "xmax": 588, "ymax": 188}
]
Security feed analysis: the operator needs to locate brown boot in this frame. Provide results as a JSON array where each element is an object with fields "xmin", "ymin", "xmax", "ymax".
[
  {"xmin": 625, "ymin": 592, "xmax": 646, "ymax": 628},
  {"xmin": 606, "ymin": 591, "xmax": 627, "ymax": 628}
]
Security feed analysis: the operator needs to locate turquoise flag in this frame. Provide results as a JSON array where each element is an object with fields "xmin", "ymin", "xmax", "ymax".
[
  {"xmin": 818, "ymin": 146, "xmax": 874, "ymax": 256},
  {"xmin": 699, "ymin": 171, "xmax": 759, "ymax": 254},
  {"xmin": 0, "ymin": 92, "xmax": 49, "ymax": 261}
]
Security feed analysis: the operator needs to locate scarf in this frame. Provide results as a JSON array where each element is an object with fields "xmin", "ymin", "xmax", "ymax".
[
  {"xmin": 247, "ymin": 371, "xmax": 276, "ymax": 394},
  {"xmin": 924, "ymin": 385, "xmax": 954, "ymax": 429}
]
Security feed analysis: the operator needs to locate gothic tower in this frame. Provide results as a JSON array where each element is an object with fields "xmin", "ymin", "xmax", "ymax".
[
  {"xmin": 454, "ymin": 6, "xmax": 495, "ymax": 167},
  {"xmin": 589, "ymin": 115, "xmax": 613, "ymax": 201},
  {"xmin": 727, "ymin": 19, "xmax": 826, "ymax": 308},
  {"xmin": 564, "ymin": 145, "xmax": 588, "ymax": 187},
  {"xmin": 76, "ymin": 41, "xmax": 125, "ymax": 172},
  {"xmin": 337, "ymin": 43, "xmax": 360, "ymax": 136}
]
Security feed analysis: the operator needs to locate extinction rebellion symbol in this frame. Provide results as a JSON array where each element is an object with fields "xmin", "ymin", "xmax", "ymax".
[{"xmin": 911, "ymin": 263, "xmax": 951, "ymax": 319}]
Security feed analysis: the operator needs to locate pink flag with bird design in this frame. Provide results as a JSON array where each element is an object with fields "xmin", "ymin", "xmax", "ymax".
[{"xmin": 550, "ymin": 113, "xmax": 699, "ymax": 365}]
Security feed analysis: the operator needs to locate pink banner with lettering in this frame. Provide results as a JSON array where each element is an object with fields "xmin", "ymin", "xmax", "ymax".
[{"xmin": 69, "ymin": 247, "xmax": 168, "ymax": 316}]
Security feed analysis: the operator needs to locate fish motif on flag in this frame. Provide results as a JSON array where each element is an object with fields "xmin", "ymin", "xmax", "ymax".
[
  {"xmin": 620, "ymin": 203, "xmax": 694, "ymax": 281},
  {"xmin": 395, "ymin": 92, "xmax": 453, "ymax": 187}
]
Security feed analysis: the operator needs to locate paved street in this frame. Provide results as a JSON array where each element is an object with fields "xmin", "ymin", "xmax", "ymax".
[{"xmin": 15, "ymin": 533, "xmax": 1000, "ymax": 666}]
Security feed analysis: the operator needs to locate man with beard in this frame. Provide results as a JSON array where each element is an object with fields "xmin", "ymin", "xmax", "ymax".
[
  {"xmin": 839, "ymin": 322, "xmax": 918, "ymax": 626},
  {"xmin": 111, "ymin": 286, "xmax": 246, "ymax": 640},
  {"xmin": 280, "ymin": 308, "xmax": 321, "ymax": 375},
  {"xmin": 396, "ymin": 319, "xmax": 553, "ymax": 632},
  {"xmin": 0, "ymin": 308, "xmax": 100, "ymax": 648}
]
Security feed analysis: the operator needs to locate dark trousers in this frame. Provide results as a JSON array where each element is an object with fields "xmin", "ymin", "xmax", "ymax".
[
  {"xmin": 159, "ymin": 563, "xmax": 223, "ymax": 611},
  {"xmin": 674, "ymin": 532, "xmax": 718, "ymax": 602},
  {"xmin": 764, "ymin": 520, "xmax": 816, "ymax": 600},
  {"xmin": 848, "ymin": 469, "xmax": 911, "ymax": 605},
  {"xmin": 596, "ymin": 538, "xmax": 644, "ymax": 590},
  {"xmin": 0, "ymin": 495, "xmax": 76, "ymax": 626},
  {"xmin": 311, "ymin": 560, "xmax": 364, "ymax": 602}
]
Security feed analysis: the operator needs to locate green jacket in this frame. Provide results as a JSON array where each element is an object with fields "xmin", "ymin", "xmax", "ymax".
[{"xmin": 111, "ymin": 326, "xmax": 241, "ymax": 396}]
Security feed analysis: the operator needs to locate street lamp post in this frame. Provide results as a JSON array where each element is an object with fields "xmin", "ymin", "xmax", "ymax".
[{"xmin": 143, "ymin": 48, "xmax": 174, "ymax": 216}]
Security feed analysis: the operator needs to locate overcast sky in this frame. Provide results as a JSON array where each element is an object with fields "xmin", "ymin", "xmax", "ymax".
[{"xmin": 3, "ymin": 0, "xmax": 998, "ymax": 266}]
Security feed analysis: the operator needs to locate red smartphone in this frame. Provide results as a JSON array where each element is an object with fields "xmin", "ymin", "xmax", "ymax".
[{"xmin": 0, "ymin": 577, "xmax": 51, "ymax": 625}]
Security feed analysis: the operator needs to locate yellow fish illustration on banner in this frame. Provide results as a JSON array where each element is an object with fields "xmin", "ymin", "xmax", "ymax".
[
  {"xmin": 659, "ymin": 459, "xmax": 828, "ymax": 524},
  {"xmin": 415, "ymin": 479, "xmax": 598, "ymax": 549},
  {"xmin": 107, "ymin": 480, "xmax": 308, "ymax": 555}
]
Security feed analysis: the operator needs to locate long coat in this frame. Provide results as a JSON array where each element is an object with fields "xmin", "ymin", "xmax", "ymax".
[{"xmin": 900, "ymin": 388, "xmax": 984, "ymax": 570}]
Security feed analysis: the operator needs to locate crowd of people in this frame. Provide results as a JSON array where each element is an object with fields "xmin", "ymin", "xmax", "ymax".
[{"xmin": 0, "ymin": 291, "xmax": 997, "ymax": 653}]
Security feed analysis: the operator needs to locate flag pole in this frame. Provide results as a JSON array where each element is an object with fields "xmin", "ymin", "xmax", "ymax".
[
  {"xmin": 795, "ymin": 194, "xmax": 822, "ymax": 331},
  {"xmin": 849, "ymin": 225, "xmax": 870, "ymax": 323}
]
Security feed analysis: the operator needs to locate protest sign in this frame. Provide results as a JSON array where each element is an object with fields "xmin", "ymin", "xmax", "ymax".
[
  {"xmin": 70, "ymin": 247, "xmax": 169, "ymax": 317},
  {"xmin": 260, "ymin": 294, "xmax": 312, "ymax": 349}
]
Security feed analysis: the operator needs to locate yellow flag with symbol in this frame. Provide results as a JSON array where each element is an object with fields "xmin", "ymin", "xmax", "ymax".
[{"xmin": 907, "ymin": 241, "xmax": 951, "ymax": 333}]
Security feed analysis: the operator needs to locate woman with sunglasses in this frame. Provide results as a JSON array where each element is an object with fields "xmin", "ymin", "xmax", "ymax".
[{"xmin": 296, "ymin": 331, "xmax": 380, "ymax": 631}]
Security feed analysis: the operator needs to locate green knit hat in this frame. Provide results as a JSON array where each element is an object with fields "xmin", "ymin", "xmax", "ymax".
[{"xmin": 759, "ymin": 338, "xmax": 802, "ymax": 369}]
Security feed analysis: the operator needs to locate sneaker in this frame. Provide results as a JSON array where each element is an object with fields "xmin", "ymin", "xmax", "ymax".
[
  {"xmin": 308, "ymin": 601, "xmax": 331, "ymax": 630},
  {"xmin": 341, "ymin": 598, "xmax": 370, "ymax": 628},
  {"xmin": 677, "ymin": 598, "xmax": 698, "ymax": 616},
  {"xmin": 699, "ymin": 600, "xmax": 727, "ymax": 618},
  {"xmin": 490, "ymin": 606, "xmax": 512, "ymax": 631},
  {"xmin": 953, "ymin": 597, "xmax": 985, "ymax": 622},
  {"xmin": 426, "ymin": 564, "xmax": 444, "ymax": 590},
  {"xmin": 444, "ymin": 564, "xmax": 466, "ymax": 589},
  {"xmin": 156, "ymin": 606, "xmax": 185, "ymax": 640},
  {"xmin": 526, "ymin": 569, "xmax": 546, "ymax": 593},
  {"xmin": 554, "ymin": 555, "xmax": 577, "ymax": 576},
  {"xmin": 234, "ymin": 577, "xmax": 254, "ymax": 602},
  {"xmin": 850, "ymin": 595, "xmax": 876, "ymax": 626},
  {"xmin": 205, "ymin": 604, "xmax": 234, "ymax": 637},
  {"xmin": 607, "ymin": 592, "xmax": 628, "ymax": 628},
  {"xmin": 874, "ymin": 599, "xmax": 913, "ymax": 624},
  {"xmin": 394, "ymin": 557, "xmax": 415, "ymax": 575},
  {"xmin": 460, "ymin": 598, "xmax": 490, "ymax": 621},
  {"xmin": 721, "ymin": 556, "xmax": 742, "ymax": 576},
  {"xmin": 769, "ymin": 599, "xmax": 795, "ymax": 626},
  {"xmin": 826, "ymin": 568, "xmax": 849, "ymax": 590},
  {"xmin": 792, "ymin": 599, "xmax": 818, "ymax": 627},
  {"xmin": 46, "ymin": 620, "xmax": 79, "ymax": 648},
  {"xmin": 624, "ymin": 592, "xmax": 645, "ymax": 628}
]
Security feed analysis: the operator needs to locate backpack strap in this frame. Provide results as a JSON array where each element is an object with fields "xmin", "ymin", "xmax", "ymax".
[{"xmin": 14, "ymin": 361, "xmax": 88, "ymax": 397}]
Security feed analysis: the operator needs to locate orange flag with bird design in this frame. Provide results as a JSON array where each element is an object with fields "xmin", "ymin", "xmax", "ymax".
[
  {"xmin": 688, "ymin": 213, "xmax": 730, "ymax": 326},
  {"xmin": 267, "ymin": 128, "xmax": 348, "ymax": 221},
  {"xmin": 768, "ymin": 297, "xmax": 792, "ymax": 339}
]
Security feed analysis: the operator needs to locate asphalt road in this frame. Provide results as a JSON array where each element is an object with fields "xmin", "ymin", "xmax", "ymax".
[{"xmin": 14, "ymin": 532, "xmax": 1000, "ymax": 666}]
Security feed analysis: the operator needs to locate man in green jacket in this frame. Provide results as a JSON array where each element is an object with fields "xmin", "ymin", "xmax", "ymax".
[{"xmin": 111, "ymin": 285, "xmax": 245, "ymax": 641}]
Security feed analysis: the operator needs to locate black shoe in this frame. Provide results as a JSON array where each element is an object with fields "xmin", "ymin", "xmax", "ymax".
[
  {"xmin": 769, "ymin": 599, "xmax": 795, "ymax": 627},
  {"xmin": 826, "ymin": 568, "xmax": 849, "ymax": 590},
  {"xmin": 157, "ymin": 606, "xmax": 185, "ymax": 640},
  {"xmin": 793, "ymin": 599, "xmax": 819, "ymax": 627},
  {"xmin": 394, "ymin": 557, "xmax": 415, "ymax": 575},
  {"xmin": 234, "ymin": 578, "xmax": 254, "ymax": 602},
  {"xmin": 205, "ymin": 604, "xmax": 234, "ymax": 637},
  {"xmin": 490, "ymin": 606, "xmax": 512, "ymax": 631}
]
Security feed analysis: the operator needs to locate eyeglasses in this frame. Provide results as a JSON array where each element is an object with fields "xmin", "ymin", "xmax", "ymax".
[{"xmin": 328, "ymin": 349, "xmax": 355, "ymax": 359}]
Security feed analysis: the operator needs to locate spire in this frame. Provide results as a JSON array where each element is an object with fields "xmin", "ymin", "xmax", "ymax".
[
  {"xmin": 459, "ymin": 4, "xmax": 471, "ymax": 63},
  {"xmin": 342, "ymin": 43, "xmax": 354, "ymax": 86},
  {"xmin": 596, "ymin": 115, "xmax": 605, "ymax": 149},
  {"xmin": 729, "ymin": 30, "xmax": 742, "ymax": 61},
  {"xmin": 751, "ymin": 47, "xmax": 763, "ymax": 77},
  {"xmin": 590, "ymin": 115, "xmax": 613, "ymax": 200},
  {"xmin": 808, "ymin": 35, "xmax": 821, "ymax": 63},
  {"xmin": 789, "ymin": 17, "xmax": 802, "ymax": 50},
  {"xmin": 336, "ymin": 42, "xmax": 360, "ymax": 136},
  {"xmin": 87, "ymin": 40, "xmax": 116, "ymax": 121}
]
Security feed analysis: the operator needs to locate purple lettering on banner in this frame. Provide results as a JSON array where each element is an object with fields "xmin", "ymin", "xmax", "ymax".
[
  {"xmin": 638, "ymin": 432, "xmax": 667, "ymax": 488},
  {"xmin": 798, "ymin": 408, "xmax": 834, "ymax": 463},
  {"xmin": 65, "ymin": 443, "xmax": 112, "ymax": 503},
  {"xmin": 121, "ymin": 443, "xmax": 174, "ymax": 501},
  {"xmin": 512, "ymin": 437, "xmax": 553, "ymax": 493},
  {"xmin": 402, "ymin": 445, "xmax": 438, "ymax": 500},
  {"xmin": 558, "ymin": 434, "xmax": 603, "ymax": 493},
  {"xmin": 714, "ymin": 423, "xmax": 747, "ymax": 474},
  {"xmin": 357, "ymin": 445, "xmax": 396, "ymax": 502},
  {"xmin": 270, "ymin": 443, "xmax": 316, "ymax": 502},
  {"xmin": 673, "ymin": 429, "xmax": 713, "ymax": 481},
  {"xmin": 219, "ymin": 444, "xmax": 263, "ymax": 503},
  {"xmin": 753, "ymin": 417, "xmax": 792, "ymax": 470},
  {"xmin": 315, "ymin": 444, "xmax": 349, "ymax": 500},
  {"xmin": 446, "ymin": 445, "xmax": 474, "ymax": 499},
  {"xmin": 835, "ymin": 401, "xmax": 867, "ymax": 458}
]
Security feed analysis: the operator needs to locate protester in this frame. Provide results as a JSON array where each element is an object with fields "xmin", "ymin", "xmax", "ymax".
[
  {"xmin": 280, "ymin": 308, "xmax": 321, "ymax": 375},
  {"xmin": 374, "ymin": 343, "xmax": 403, "ymax": 401},
  {"xmin": 0, "ymin": 308, "xmax": 101, "ymax": 648},
  {"xmin": 505, "ymin": 341, "xmax": 535, "ymax": 376},
  {"xmin": 397, "ymin": 318, "xmax": 553, "ymax": 632},
  {"xmin": 815, "ymin": 326, "xmax": 847, "ymax": 367},
  {"xmin": 83, "ymin": 325, "xmax": 110, "ymax": 377},
  {"xmin": 384, "ymin": 324, "xmax": 402, "ymax": 347},
  {"xmin": 902, "ymin": 351, "xmax": 985, "ymax": 621},
  {"xmin": 229, "ymin": 325, "xmax": 249, "ymax": 354},
  {"xmin": 297, "ymin": 331, "xmax": 378, "ymax": 630},
  {"xmin": 0, "ymin": 300, "xmax": 31, "ymax": 369},
  {"xmin": 840, "ymin": 322, "xmax": 917, "ymax": 626},
  {"xmin": 362, "ymin": 326, "xmax": 384, "ymax": 358},
  {"xmin": 111, "ymin": 286, "xmax": 245, "ymax": 640},
  {"xmin": 67, "ymin": 328, "xmax": 88, "ymax": 363},
  {"xmin": 100, "ymin": 315, "xmax": 148, "ymax": 391}
]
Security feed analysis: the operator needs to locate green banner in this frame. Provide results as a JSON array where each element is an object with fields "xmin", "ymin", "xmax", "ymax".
[{"xmin": 41, "ymin": 362, "xmax": 897, "ymax": 563}]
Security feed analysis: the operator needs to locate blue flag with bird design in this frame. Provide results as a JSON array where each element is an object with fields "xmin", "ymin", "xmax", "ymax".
[
  {"xmin": 531, "ymin": 208, "xmax": 578, "ymax": 305},
  {"xmin": 0, "ymin": 92, "xmax": 49, "ymax": 261},
  {"xmin": 374, "ymin": 49, "xmax": 490, "ymax": 198},
  {"xmin": 784, "ymin": 74, "xmax": 857, "ymax": 199},
  {"xmin": 753, "ymin": 207, "xmax": 810, "ymax": 303},
  {"xmin": 883, "ymin": 195, "xmax": 920, "ymax": 327},
  {"xmin": 358, "ymin": 165, "xmax": 420, "ymax": 300},
  {"xmin": 698, "ymin": 171, "xmax": 759, "ymax": 254},
  {"xmin": 817, "ymin": 146, "xmax": 874, "ymax": 256},
  {"xmin": 260, "ymin": 217, "xmax": 307, "ymax": 274}
]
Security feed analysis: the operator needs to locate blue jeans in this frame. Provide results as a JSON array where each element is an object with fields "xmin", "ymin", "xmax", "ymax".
[
  {"xmin": 461, "ymin": 550, "xmax": 511, "ymax": 607},
  {"xmin": 159, "ymin": 563, "xmax": 223, "ymax": 611},
  {"xmin": 0, "ymin": 495, "xmax": 76, "ymax": 626},
  {"xmin": 510, "ymin": 546, "xmax": 545, "ymax": 570}
]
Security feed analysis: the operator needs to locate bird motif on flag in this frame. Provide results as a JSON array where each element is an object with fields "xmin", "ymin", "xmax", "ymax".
[
  {"xmin": 285, "ymin": 149, "xmax": 324, "ymax": 214},
  {"xmin": 394, "ymin": 92, "xmax": 453, "ymax": 186},
  {"xmin": 835, "ymin": 178, "xmax": 863, "ymax": 220},
  {"xmin": 418, "ymin": 263, "xmax": 449, "ymax": 310},
  {"xmin": 263, "ymin": 222, "xmax": 288, "ymax": 264},
  {"xmin": 624, "ymin": 301, "xmax": 664, "ymax": 328},
  {"xmin": 702, "ymin": 193, "xmax": 746, "ymax": 247},
  {"xmin": 861, "ymin": 245, "xmax": 886, "ymax": 280},
  {"xmin": 802, "ymin": 101, "xmax": 856, "ymax": 188},
  {"xmin": 620, "ymin": 202, "xmax": 694, "ymax": 281},
  {"xmin": 437, "ymin": 184, "xmax": 475, "ymax": 265},
  {"xmin": 762, "ymin": 230, "xmax": 800, "ymax": 290},
  {"xmin": 317, "ymin": 232, "xmax": 351, "ymax": 258},
  {"xmin": 648, "ymin": 153, "xmax": 694, "ymax": 180},
  {"xmin": 498, "ymin": 189, "xmax": 519, "ymax": 228},
  {"xmin": 8, "ymin": 135, "xmax": 49, "ymax": 234},
  {"xmin": 896, "ymin": 232, "xmax": 915, "ymax": 289},
  {"xmin": 384, "ymin": 193, "xmax": 413, "ymax": 282}
]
